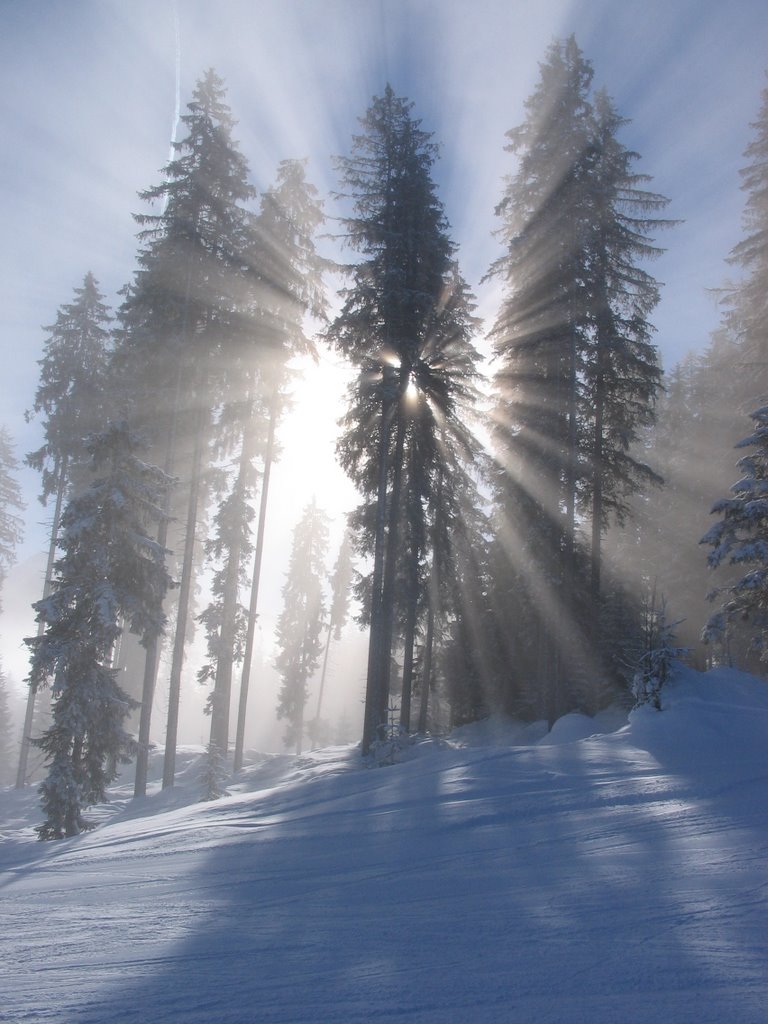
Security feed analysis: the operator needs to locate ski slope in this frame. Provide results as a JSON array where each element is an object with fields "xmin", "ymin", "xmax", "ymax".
[{"xmin": 2, "ymin": 666, "xmax": 767, "ymax": 1023}]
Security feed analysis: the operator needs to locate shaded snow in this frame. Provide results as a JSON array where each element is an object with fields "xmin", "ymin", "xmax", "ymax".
[{"xmin": 2, "ymin": 666, "xmax": 767, "ymax": 1023}]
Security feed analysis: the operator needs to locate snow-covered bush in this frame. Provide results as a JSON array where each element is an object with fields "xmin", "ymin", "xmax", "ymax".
[
  {"xmin": 200, "ymin": 742, "xmax": 229, "ymax": 801},
  {"xmin": 365, "ymin": 704, "xmax": 413, "ymax": 767},
  {"xmin": 632, "ymin": 595, "xmax": 687, "ymax": 710}
]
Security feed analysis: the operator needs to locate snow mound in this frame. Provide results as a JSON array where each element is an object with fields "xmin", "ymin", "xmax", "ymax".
[{"xmin": 448, "ymin": 712, "xmax": 548, "ymax": 747}]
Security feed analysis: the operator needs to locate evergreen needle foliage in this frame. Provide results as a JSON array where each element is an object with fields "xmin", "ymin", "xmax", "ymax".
[{"xmin": 26, "ymin": 424, "xmax": 171, "ymax": 838}]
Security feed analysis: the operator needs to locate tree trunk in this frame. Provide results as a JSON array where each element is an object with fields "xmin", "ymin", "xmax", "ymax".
[
  {"xmin": 134, "ymin": 394, "xmax": 179, "ymax": 799},
  {"xmin": 314, "ymin": 625, "xmax": 333, "ymax": 722},
  {"xmin": 162, "ymin": 403, "xmax": 207, "ymax": 789},
  {"xmin": 376, "ymin": 399, "xmax": 407, "ymax": 733},
  {"xmin": 209, "ymin": 417, "xmax": 254, "ymax": 758},
  {"xmin": 399, "ymin": 579, "xmax": 418, "ymax": 733},
  {"xmin": 16, "ymin": 456, "xmax": 67, "ymax": 789},
  {"xmin": 417, "ymin": 581, "xmax": 435, "ymax": 735},
  {"xmin": 591, "ymin": 305, "xmax": 609, "ymax": 610},
  {"xmin": 232, "ymin": 389, "xmax": 278, "ymax": 772},
  {"xmin": 362, "ymin": 368, "xmax": 397, "ymax": 755}
]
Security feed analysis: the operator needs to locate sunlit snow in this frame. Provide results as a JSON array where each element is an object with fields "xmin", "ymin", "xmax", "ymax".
[{"xmin": 2, "ymin": 665, "xmax": 767, "ymax": 1023}]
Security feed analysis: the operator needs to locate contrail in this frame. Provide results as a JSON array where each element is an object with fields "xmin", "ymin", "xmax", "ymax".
[{"xmin": 162, "ymin": 0, "xmax": 182, "ymax": 214}]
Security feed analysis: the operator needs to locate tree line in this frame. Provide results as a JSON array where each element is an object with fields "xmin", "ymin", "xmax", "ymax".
[{"xmin": 2, "ymin": 40, "xmax": 767, "ymax": 836}]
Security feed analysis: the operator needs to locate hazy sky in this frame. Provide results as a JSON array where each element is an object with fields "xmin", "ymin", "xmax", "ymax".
[{"xmin": 1, "ymin": 0, "xmax": 767, "ymax": 704}]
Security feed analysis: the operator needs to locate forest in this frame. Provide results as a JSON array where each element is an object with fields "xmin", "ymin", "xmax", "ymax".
[{"xmin": 1, "ymin": 36, "xmax": 767, "ymax": 840}]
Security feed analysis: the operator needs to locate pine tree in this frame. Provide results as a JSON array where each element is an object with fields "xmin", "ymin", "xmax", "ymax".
[
  {"xmin": 307, "ymin": 529, "xmax": 355, "ymax": 747},
  {"xmin": 17, "ymin": 274, "xmax": 111, "ymax": 788},
  {"xmin": 115, "ymin": 69, "xmax": 256, "ymax": 790},
  {"xmin": 581, "ymin": 89, "xmax": 669, "ymax": 614},
  {"xmin": 0, "ymin": 430, "xmax": 23, "ymax": 789},
  {"xmin": 275, "ymin": 501, "xmax": 329, "ymax": 755},
  {"xmin": 26, "ymin": 423, "xmax": 171, "ymax": 838},
  {"xmin": 726, "ymin": 80, "xmax": 768, "ymax": 409},
  {"xmin": 702, "ymin": 406, "xmax": 768, "ymax": 660},
  {"xmin": 197, "ymin": 444, "xmax": 254, "ymax": 758},
  {"xmin": 231, "ymin": 159, "xmax": 326, "ymax": 771},
  {"xmin": 329, "ymin": 86, "xmax": 480, "ymax": 752},
  {"xmin": 489, "ymin": 37, "xmax": 595, "ymax": 717},
  {"xmin": 701, "ymin": 80, "xmax": 768, "ymax": 668},
  {"xmin": 26, "ymin": 272, "xmax": 112, "ymax": 502},
  {"xmin": 489, "ymin": 37, "xmax": 669, "ymax": 715}
]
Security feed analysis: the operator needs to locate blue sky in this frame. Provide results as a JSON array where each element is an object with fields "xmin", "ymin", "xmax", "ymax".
[{"xmin": 1, "ymin": 0, "xmax": 767, "ymax": 675}]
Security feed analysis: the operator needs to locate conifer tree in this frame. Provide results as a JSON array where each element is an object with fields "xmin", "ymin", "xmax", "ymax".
[
  {"xmin": 703, "ymin": 408, "xmax": 768, "ymax": 659},
  {"xmin": 275, "ymin": 501, "xmax": 329, "ymax": 755},
  {"xmin": 726, "ymin": 80, "xmax": 768, "ymax": 409},
  {"xmin": 17, "ymin": 274, "xmax": 111, "ymax": 788},
  {"xmin": 307, "ymin": 529, "xmax": 355, "ymax": 746},
  {"xmin": 115, "ymin": 69, "xmax": 256, "ymax": 790},
  {"xmin": 701, "ymin": 80, "xmax": 768, "ymax": 667},
  {"xmin": 489, "ymin": 38, "xmax": 669, "ymax": 714},
  {"xmin": 489, "ymin": 37, "xmax": 595, "ymax": 716},
  {"xmin": 231, "ymin": 159, "xmax": 326, "ymax": 771},
  {"xmin": 26, "ymin": 423, "xmax": 171, "ymax": 838},
  {"xmin": 581, "ymin": 89, "xmax": 669, "ymax": 615},
  {"xmin": 330, "ymin": 86, "xmax": 480, "ymax": 752}
]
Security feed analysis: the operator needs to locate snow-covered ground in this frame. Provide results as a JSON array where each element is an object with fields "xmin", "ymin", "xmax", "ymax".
[{"xmin": 2, "ymin": 665, "xmax": 767, "ymax": 1023}]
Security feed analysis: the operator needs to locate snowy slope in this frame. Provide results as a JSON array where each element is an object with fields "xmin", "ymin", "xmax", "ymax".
[{"xmin": 2, "ymin": 666, "xmax": 767, "ymax": 1024}]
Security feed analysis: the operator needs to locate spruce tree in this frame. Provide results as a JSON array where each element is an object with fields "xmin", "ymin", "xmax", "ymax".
[
  {"xmin": 115, "ymin": 69, "xmax": 256, "ymax": 790},
  {"xmin": 307, "ymin": 529, "xmax": 355, "ymax": 747},
  {"xmin": 489, "ymin": 37, "xmax": 595, "ymax": 717},
  {"xmin": 581, "ymin": 88, "xmax": 669, "ymax": 617},
  {"xmin": 230, "ymin": 158, "xmax": 326, "ymax": 771},
  {"xmin": 17, "ymin": 274, "xmax": 111, "ymax": 788},
  {"xmin": 701, "ymin": 80, "xmax": 768, "ymax": 667},
  {"xmin": 26, "ymin": 423, "xmax": 171, "ymax": 838},
  {"xmin": 329, "ymin": 86, "xmax": 480, "ymax": 752},
  {"xmin": 489, "ymin": 38, "xmax": 669, "ymax": 715},
  {"xmin": 702, "ymin": 408, "xmax": 768, "ymax": 659},
  {"xmin": 274, "ymin": 501, "xmax": 329, "ymax": 755},
  {"xmin": 726, "ymin": 80, "xmax": 768, "ymax": 409}
]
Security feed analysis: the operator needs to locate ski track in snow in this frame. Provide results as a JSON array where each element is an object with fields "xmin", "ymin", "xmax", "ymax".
[{"xmin": 1, "ymin": 667, "xmax": 767, "ymax": 1023}]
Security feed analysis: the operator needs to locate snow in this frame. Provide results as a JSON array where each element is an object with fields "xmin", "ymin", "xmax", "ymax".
[{"xmin": 2, "ymin": 665, "xmax": 767, "ymax": 1023}]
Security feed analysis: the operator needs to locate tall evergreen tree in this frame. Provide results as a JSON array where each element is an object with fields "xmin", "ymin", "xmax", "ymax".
[
  {"xmin": 274, "ymin": 501, "xmax": 329, "ymax": 755},
  {"xmin": 231, "ymin": 158, "xmax": 326, "ymax": 771},
  {"xmin": 702, "ymin": 406, "xmax": 768, "ymax": 660},
  {"xmin": 26, "ymin": 423, "xmax": 171, "ymax": 838},
  {"xmin": 702, "ymin": 81, "xmax": 768, "ymax": 664},
  {"xmin": 115, "ymin": 69, "xmax": 256, "ymax": 790},
  {"xmin": 26, "ymin": 272, "xmax": 112, "ymax": 503},
  {"xmin": 488, "ymin": 37, "xmax": 595, "ymax": 717},
  {"xmin": 726, "ymin": 79, "xmax": 768, "ymax": 409},
  {"xmin": 307, "ymin": 528, "xmax": 355, "ymax": 747},
  {"xmin": 329, "ymin": 86, "xmax": 479, "ymax": 752},
  {"xmin": 580, "ymin": 89, "xmax": 669, "ymax": 617},
  {"xmin": 489, "ymin": 38, "xmax": 669, "ymax": 715},
  {"xmin": 17, "ymin": 273, "xmax": 111, "ymax": 788}
]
